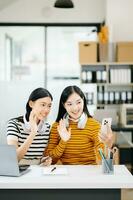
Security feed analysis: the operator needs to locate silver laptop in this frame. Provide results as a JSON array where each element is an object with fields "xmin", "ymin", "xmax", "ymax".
[{"xmin": 0, "ymin": 145, "xmax": 30, "ymax": 177}]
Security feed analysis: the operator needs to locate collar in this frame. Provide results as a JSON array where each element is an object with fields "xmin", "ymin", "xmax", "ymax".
[
  {"xmin": 63, "ymin": 112, "xmax": 87, "ymax": 129},
  {"xmin": 22, "ymin": 115, "xmax": 48, "ymax": 134}
]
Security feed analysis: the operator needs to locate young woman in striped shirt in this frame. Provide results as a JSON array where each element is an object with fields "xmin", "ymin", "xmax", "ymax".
[
  {"xmin": 45, "ymin": 85, "xmax": 113, "ymax": 165},
  {"xmin": 7, "ymin": 87, "xmax": 53, "ymax": 165}
]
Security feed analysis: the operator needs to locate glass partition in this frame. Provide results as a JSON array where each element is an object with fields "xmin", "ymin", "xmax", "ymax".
[{"xmin": 0, "ymin": 26, "xmax": 45, "ymax": 142}]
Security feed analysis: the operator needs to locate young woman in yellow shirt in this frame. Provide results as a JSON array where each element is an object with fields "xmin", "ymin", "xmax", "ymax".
[{"xmin": 45, "ymin": 85, "xmax": 113, "ymax": 165}]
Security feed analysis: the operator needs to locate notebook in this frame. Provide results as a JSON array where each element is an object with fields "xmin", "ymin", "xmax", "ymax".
[{"xmin": 0, "ymin": 144, "xmax": 30, "ymax": 177}]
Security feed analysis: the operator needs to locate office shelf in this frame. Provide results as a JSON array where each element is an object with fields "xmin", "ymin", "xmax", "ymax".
[
  {"xmin": 80, "ymin": 62, "xmax": 133, "ymax": 108},
  {"xmin": 80, "ymin": 62, "xmax": 133, "ymax": 174}
]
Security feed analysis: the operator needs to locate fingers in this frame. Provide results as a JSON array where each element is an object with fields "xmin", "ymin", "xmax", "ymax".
[
  {"xmin": 40, "ymin": 157, "xmax": 52, "ymax": 166},
  {"xmin": 57, "ymin": 120, "xmax": 71, "ymax": 142},
  {"xmin": 29, "ymin": 111, "xmax": 37, "ymax": 126},
  {"xmin": 100, "ymin": 124, "xmax": 112, "ymax": 137},
  {"xmin": 30, "ymin": 110, "xmax": 36, "ymax": 120},
  {"xmin": 106, "ymin": 124, "xmax": 112, "ymax": 135},
  {"xmin": 59, "ymin": 119, "xmax": 66, "ymax": 129},
  {"xmin": 29, "ymin": 110, "xmax": 38, "ymax": 133},
  {"xmin": 68, "ymin": 128, "xmax": 71, "ymax": 136},
  {"xmin": 57, "ymin": 125, "xmax": 60, "ymax": 133},
  {"xmin": 58, "ymin": 119, "xmax": 67, "ymax": 133},
  {"xmin": 100, "ymin": 132, "xmax": 112, "ymax": 142},
  {"xmin": 99, "ymin": 133, "xmax": 107, "ymax": 143},
  {"xmin": 40, "ymin": 156, "xmax": 49, "ymax": 163},
  {"xmin": 44, "ymin": 157, "xmax": 52, "ymax": 166}
]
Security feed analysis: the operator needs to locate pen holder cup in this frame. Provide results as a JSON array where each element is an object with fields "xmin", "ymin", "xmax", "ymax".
[{"xmin": 102, "ymin": 159, "xmax": 114, "ymax": 174}]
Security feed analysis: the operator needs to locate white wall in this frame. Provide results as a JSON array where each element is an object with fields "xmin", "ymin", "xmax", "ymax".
[
  {"xmin": 0, "ymin": 0, "xmax": 105, "ymax": 23},
  {"xmin": 106, "ymin": 0, "xmax": 133, "ymax": 41}
]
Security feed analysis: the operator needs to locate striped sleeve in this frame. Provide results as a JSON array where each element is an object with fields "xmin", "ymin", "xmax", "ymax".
[
  {"xmin": 44, "ymin": 122, "xmax": 67, "ymax": 164},
  {"xmin": 7, "ymin": 119, "xmax": 19, "ymax": 142}
]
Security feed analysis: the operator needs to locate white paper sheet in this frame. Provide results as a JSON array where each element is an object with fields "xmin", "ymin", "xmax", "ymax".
[{"xmin": 42, "ymin": 166, "xmax": 68, "ymax": 175}]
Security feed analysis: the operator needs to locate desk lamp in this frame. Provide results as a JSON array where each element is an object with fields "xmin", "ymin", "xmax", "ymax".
[{"xmin": 54, "ymin": 0, "xmax": 74, "ymax": 8}]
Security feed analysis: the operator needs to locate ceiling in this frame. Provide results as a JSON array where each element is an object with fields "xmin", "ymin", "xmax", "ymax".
[{"xmin": 0, "ymin": 0, "xmax": 106, "ymax": 23}]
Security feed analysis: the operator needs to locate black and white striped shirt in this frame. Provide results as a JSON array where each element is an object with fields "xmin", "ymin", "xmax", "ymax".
[{"xmin": 7, "ymin": 117, "xmax": 50, "ymax": 160}]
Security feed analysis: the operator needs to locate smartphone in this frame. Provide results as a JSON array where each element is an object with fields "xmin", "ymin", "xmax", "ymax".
[{"xmin": 101, "ymin": 118, "xmax": 112, "ymax": 135}]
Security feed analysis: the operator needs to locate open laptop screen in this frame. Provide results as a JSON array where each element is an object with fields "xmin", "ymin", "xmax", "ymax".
[{"xmin": 0, "ymin": 145, "xmax": 30, "ymax": 176}]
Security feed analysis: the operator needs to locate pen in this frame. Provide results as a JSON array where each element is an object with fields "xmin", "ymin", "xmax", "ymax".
[{"xmin": 51, "ymin": 166, "xmax": 56, "ymax": 172}]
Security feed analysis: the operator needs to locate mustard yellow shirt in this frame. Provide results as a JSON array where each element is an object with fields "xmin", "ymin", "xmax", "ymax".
[{"xmin": 45, "ymin": 117, "xmax": 104, "ymax": 165}]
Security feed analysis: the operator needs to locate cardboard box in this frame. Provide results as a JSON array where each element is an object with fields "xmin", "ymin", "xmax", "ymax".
[
  {"xmin": 99, "ymin": 43, "xmax": 109, "ymax": 62},
  {"xmin": 116, "ymin": 42, "xmax": 133, "ymax": 62},
  {"xmin": 79, "ymin": 42, "xmax": 97, "ymax": 64}
]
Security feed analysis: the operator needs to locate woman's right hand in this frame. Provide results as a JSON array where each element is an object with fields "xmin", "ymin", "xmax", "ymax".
[
  {"xmin": 99, "ymin": 124, "xmax": 114, "ymax": 149},
  {"xmin": 57, "ymin": 119, "xmax": 71, "ymax": 142}
]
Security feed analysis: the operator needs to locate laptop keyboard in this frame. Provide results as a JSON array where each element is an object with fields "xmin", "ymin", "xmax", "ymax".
[{"xmin": 19, "ymin": 165, "xmax": 30, "ymax": 172}]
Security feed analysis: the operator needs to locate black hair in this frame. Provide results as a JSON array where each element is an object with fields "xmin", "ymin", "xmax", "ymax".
[
  {"xmin": 56, "ymin": 85, "xmax": 91, "ymax": 122},
  {"xmin": 25, "ymin": 87, "xmax": 53, "ymax": 121}
]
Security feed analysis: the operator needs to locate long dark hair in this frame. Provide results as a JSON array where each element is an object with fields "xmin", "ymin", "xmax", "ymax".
[
  {"xmin": 25, "ymin": 87, "xmax": 53, "ymax": 121},
  {"xmin": 56, "ymin": 85, "xmax": 91, "ymax": 122}
]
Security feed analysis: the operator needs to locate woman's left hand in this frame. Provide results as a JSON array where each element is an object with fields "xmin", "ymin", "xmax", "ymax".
[
  {"xmin": 40, "ymin": 156, "xmax": 52, "ymax": 166},
  {"xmin": 99, "ymin": 124, "xmax": 114, "ymax": 149}
]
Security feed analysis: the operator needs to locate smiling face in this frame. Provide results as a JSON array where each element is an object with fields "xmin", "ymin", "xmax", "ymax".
[
  {"xmin": 64, "ymin": 92, "xmax": 84, "ymax": 120},
  {"xmin": 29, "ymin": 97, "xmax": 52, "ymax": 121}
]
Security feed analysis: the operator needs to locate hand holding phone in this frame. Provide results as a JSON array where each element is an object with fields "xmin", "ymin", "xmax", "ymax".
[
  {"xmin": 101, "ymin": 118, "xmax": 112, "ymax": 135},
  {"xmin": 99, "ymin": 118, "xmax": 113, "ymax": 149}
]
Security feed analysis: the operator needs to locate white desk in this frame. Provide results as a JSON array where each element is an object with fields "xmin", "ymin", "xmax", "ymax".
[{"xmin": 0, "ymin": 165, "xmax": 133, "ymax": 200}]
